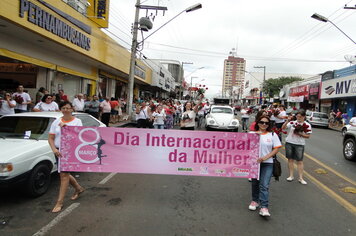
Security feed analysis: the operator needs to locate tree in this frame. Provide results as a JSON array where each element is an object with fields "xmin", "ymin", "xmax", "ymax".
[{"xmin": 262, "ymin": 76, "xmax": 303, "ymax": 98}]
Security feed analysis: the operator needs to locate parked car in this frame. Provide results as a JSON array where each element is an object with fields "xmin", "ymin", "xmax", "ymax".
[
  {"xmin": 205, "ymin": 105, "xmax": 239, "ymax": 131},
  {"xmin": 306, "ymin": 111, "xmax": 329, "ymax": 128},
  {"xmin": 341, "ymin": 124, "xmax": 351, "ymax": 136},
  {"xmin": 343, "ymin": 128, "xmax": 356, "ymax": 161},
  {"xmin": 0, "ymin": 112, "xmax": 106, "ymax": 197}
]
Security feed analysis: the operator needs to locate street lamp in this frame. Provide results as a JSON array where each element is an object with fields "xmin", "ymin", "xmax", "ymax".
[
  {"xmin": 254, "ymin": 66, "xmax": 266, "ymax": 104},
  {"xmin": 127, "ymin": 2, "xmax": 202, "ymax": 118},
  {"xmin": 311, "ymin": 13, "xmax": 356, "ymax": 44}
]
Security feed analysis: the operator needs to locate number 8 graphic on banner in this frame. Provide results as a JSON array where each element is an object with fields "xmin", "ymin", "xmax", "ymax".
[{"xmin": 75, "ymin": 128, "xmax": 101, "ymax": 164}]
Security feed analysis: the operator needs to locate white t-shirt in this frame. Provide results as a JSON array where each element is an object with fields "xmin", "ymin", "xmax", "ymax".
[
  {"xmin": 349, "ymin": 117, "xmax": 356, "ymax": 126},
  {"xmin": 0, "ymin": 100, "xmax": 16, "ymax": 115},
  {"xmin": 275, "ymin": 110, "xmax": 287, "ymax": 124},
  {"xmin": 72, "ymin": 98, "xmax": 85, "ymax": 112},
  {"xmin": 285, "ymin": 121, "xmax": 312, "ymax": 145},
  {"xmin": 34, "ymin": 102, "xmax": 59, "ymax": 112},
  {"xmin": 12, "ymin": 92, "xmax": 31, "ymax": 111},
  {"xmin": 251, "ymin": 132, "xmax": 282, "ymax": 163},
  {"xmin": 181, "ymin": 110, "xmax": 196, "ymax": 127},
  {"xmin": 241, "ymin": 109, "xmax": 249, "ymax": 118},
  {"xmin": 100, "ymin": 100, "xmax": 111, "ymax": 113},
  {"xmin": 152, "ymin": 111, "xmax": 165, "ymax": 125},
  {"xmin": 136, "ymin": 106, "xmax": 149, "ymax": 120},
  {"xmin": 49, "ymin": 117, "xmax": 82, "ymax": 148}
]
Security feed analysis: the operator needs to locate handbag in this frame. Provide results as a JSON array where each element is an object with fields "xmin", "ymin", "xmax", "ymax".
[{"xmin": 272, "ymin": 156, "xmax": 282, "ymax": 181}]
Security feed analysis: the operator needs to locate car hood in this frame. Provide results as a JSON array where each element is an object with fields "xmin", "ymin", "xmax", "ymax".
[
  {"xmin": 0, "ymin": 139, "xmax": 49, "ymax": 162},
  {"xmin": 209, "ymin": 113, "xmax": 234, "ymax": 123}
]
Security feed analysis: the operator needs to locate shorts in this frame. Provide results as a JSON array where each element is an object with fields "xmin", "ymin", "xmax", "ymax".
[
  {"xmin": 285, "ymin": 142, "xmax": 305, "ymax": 161},
  {"xmin": 111, "ymin": 109, "xmax": 118, "ymax": 115}
]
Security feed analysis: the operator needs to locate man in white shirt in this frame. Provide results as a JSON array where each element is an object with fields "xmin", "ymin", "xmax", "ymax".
[
  {"xmin": 12, "ymin": 85, "xmax": 31, "ymax": 113},
  {"xmin": 72, "ymin": 93, "xmax": 85, "ymax": 112},
  {"xmin": 240, "ymin": 106, "xmax": 250, "ymax": 132}
]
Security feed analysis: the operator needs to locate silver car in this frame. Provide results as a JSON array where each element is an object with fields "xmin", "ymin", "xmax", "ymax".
[{"xmin": 306, "ymin": 111, "xmax": 329, "ymax": 128}]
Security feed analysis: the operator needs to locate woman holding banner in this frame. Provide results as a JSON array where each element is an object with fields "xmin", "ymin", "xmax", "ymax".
[
  {"xmin": 249, "ymin": 115, "xmax": 282, "ymax": 217},
  {"xmin": 48, "ymin": 101, "xmax": 85, "ymax": 213}
]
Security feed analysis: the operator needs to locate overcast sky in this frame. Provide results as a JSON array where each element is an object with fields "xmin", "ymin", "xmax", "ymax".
[{"xmin": 108, "ymin": 0, "xmax": 356, "ymax": 97}]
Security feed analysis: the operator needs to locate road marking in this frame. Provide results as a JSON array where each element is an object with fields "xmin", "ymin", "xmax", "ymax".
[
  {"xmin": 278, "ymin": 153, "xmax": 356, "ymax": 216},
  {"xmin": 281, "ymin": 146, "xmax": 356, "ymax": 186},
  {"xmin": 99, "ymin": 173, "xmax": 116, "ymax": 185},
  {"xmin": 32, "ymin": 203, "xmax": 80, "ymax": 236}
]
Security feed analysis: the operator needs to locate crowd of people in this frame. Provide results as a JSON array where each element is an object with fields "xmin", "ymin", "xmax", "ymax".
[
  {"xmin": 0, "ymin": 87, "xmax": 347, "ymax": 217},
  {"xmin": 0, "ymin": 85, "xmax": 127, "ymax": 127}
]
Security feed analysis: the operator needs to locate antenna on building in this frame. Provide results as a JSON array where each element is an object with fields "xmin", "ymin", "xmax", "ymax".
[
  {"xmin": 229, "ymin": 48, "xmax": 237, "ymax": 57},
  {"xmin": 344, "ymin": 54, "xmax": 356, "ymax": 65}
]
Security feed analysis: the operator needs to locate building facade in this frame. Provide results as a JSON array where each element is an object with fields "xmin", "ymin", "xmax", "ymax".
[
  {"xmin": 0, "ymin": 0, "xmax": 151, "ymax": 103},
  {"xmin": 222, "ymin": 53, "xmax": 246, "ymax": 100}
]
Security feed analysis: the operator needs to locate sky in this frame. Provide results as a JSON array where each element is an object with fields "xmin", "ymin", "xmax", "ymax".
[{"xmin": 107, "ymin": 0, "xmax": 356, "ymax": 98}]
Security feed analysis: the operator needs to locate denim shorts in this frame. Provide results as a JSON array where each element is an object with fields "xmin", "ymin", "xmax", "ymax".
[{"xmin": 285, "ymin": 142, "xmax": 305, "ymax": 161}]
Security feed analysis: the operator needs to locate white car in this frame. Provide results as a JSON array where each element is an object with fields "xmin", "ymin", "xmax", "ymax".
[
  {"xmin": 0, "ymin": 112, "xmax": 106, "ymax": 197},
  {"xmin": 205, "ymin": 105, "xmax": 239, "ymax": 131}
]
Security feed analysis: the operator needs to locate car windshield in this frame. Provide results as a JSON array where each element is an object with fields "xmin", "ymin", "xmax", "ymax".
[
  {"xmin": 0, "ymin": 116, "xmax": 55, "ymax": 140},
  {"xmin": 211, "ymin": 107, "xmax": 233, "ymax": 114}
]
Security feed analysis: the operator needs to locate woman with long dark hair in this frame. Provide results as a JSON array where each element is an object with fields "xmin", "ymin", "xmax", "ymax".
[
  {"xmin": 180, "ymin": 101, "xmax": 198, "ymax": 130},
  {"xmin": 248, "ymin": 115, "xmax": 282, "ymax": 217}
]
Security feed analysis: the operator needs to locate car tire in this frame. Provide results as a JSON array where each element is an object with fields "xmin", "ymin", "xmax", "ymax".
[
  {"xmin": 26, "ymin": 164, "xmax": 51, "ymax": 197},
  {"xmin": 341, "ymin": 128, "xmax": 347, "ymax": 136},
  {"xmin": 343, "ymin": 138, "xmax": 356, "ymax": 161}
]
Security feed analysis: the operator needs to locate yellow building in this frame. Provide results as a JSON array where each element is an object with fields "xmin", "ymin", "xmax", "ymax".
[{"xmin": 0, "ymin": 0, "xmax": 152, "ymax": 101}]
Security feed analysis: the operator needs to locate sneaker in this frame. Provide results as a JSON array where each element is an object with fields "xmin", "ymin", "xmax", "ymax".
[
  {"xmin": 298, "ymin": 179, "xmax": 307, "ymax": 185},
  {"xmin": 248, "ymin": 201, "xmax": 259, "ymax": 211},
  {"xmin": 286, "ymin": 176, "xmax": 294, "ymax": 182},
  {"xmin": 259, "ymin": 208, "xmax": 271, "ymax": 217}
]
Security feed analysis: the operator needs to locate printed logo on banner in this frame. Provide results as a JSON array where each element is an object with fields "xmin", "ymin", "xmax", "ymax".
[
  {"xmin": 200, "ymin": 166, "xmax": 209, "ymax": 174},
  {"xmin": 75, "ymin": 128, "xmax": 107, "ymax": 165},
  {"xmin": 232, "ymin": 167, "xmax": 250, "ymax": 177},
  {"xmin": 178, "ymin": 167, "xmax": 193, "ymax": 172}
]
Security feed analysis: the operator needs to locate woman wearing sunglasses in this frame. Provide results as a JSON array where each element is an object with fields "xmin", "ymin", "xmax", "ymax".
[
  {"xmin": 249, "ymin": 115, "xmax": 282, "ymax": 217},
  {"xmin": 33, "ymin": 94, "xmax": 59, "ymax": 112}
]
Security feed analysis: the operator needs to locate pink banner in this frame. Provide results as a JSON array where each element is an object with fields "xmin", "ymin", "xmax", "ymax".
[{"xmin": 60, "ymin": 127, "xmax": 260, "ymax": 179}]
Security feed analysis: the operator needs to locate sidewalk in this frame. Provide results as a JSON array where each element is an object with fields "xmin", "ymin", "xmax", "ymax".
[{"xmin": 108, "ymin": 112, "xmax": 136, "ymax": 128}]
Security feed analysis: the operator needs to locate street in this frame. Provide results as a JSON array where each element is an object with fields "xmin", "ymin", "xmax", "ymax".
[{"xmin": 1, "ymin": 126, "xmax": 355, "ymax": 236}]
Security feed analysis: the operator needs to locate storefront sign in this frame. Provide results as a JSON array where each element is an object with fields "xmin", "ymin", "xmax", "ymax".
[
  {"xmin": 309, "ymin": 83, "xmax": 320, "ymax": 100},
  {"xmin": 19, "ymin": 0, "xmax": 91, "ymax": 50},
  {"xmin": 60, "ymin": 127, "xmax": 261, "ymax": 179},
  {"xmin": 87, "ymin": 0, "xmax": 110, "ymax": 28},
  {"xmin": 0, "ymin": 63, "xmax": 37, "ymax": 73},
  {"xmin": 320, "ymin": 74, "xmax": 356, "ymax": 99},
  {"xmin": 287, "ymin": 96, "xmax": 304, "ymax": 102},
  {"xmin": 289, "ymin": 85, "xmax": 309, "ymax": 98}
]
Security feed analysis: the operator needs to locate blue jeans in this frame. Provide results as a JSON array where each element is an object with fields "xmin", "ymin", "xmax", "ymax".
[
  {"xmin": 251, "ymin": 163, "xmax": 273, "ymax": 208},
  {"xmin": 154, "ymin": 124, "xmax": 164, "ymax": 129},
  {"xmin": 242, "ymin": 118, "xmax": 249, "ymax": 131}
]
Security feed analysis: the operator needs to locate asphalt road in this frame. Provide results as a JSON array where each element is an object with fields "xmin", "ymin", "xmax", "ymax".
[{"xmin": 1, "ymin": 120, "xmax": 355, "ymax": 236}]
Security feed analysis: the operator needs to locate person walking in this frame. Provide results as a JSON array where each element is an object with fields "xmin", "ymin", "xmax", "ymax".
[
  {"xmin": 248, "ymin": 115, "xmax": 282, "ymax": 217},
  {"xmin": 0, "ymin": 92, "xmax": 16, "ymax": 117},
  {"xmin": 100, "ymin": 97, "xmax": 111, "ymax": 127},
  {"xmin": 164, "ymin": 101, "xmax": 175, "ymax": 129},
  {"xmin": 72, "ymin": 93, "xmax": 85, "ymax": 112},
  {"xmin": 282, "ymin": 109, "xmax": 312, "ymax": 185},
  {"xmin": 12, "ymin": 85, "xmax": 32, "ymax": 113},
  {"xmin": 136, "ymin": 101, "xmax": 151, "ymax": 128},
  {"xmin": 240, "ymin": 106, "xmax": 250, "ymax": 132},
  {"xmin": 180, "ymin": 102, "xmax": 198, "ymax": 130},
  {"xmin": 274, "ymin": 104, "xmax": 288, "ymax": 141},
  {"xmin": 33, "ymin": 94, "xmax": 59, "ymax": 112},
  {"xmin": 35, "ymin": 87, "xmax": 46, "ymax": 104},
  {"xmin": 48, "ymin": 101, "xmax": 84, "ymax": 213},
  {"xmin": 152, "ymin": 105, "xmax": 166, "ymax": 129}
]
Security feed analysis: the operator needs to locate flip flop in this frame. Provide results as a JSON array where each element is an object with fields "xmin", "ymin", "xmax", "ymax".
[{"xmin": 71, "ymin": 188, "xmax": 85, "ymax": 200}]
